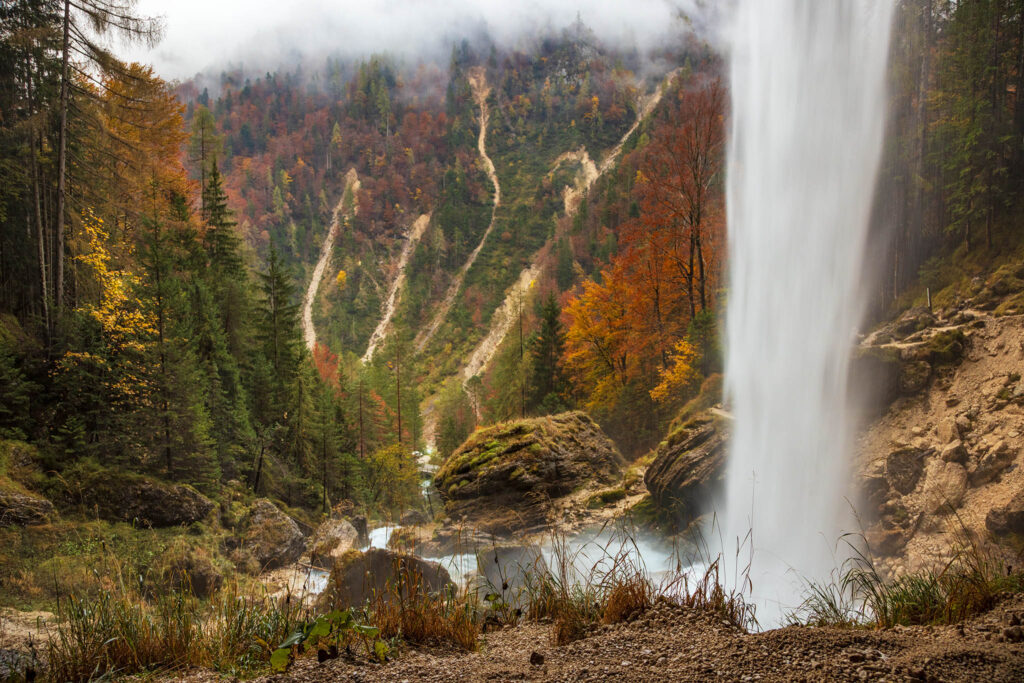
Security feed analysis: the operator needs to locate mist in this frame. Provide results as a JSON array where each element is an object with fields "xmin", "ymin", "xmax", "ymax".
[{"xmin": 124, "ymin": 0, "xmax": 715, "ymax": 80}]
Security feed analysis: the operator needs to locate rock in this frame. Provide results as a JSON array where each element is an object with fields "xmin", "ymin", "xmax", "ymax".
[
  {"xmin": 955, "ymin": 414, "xmax": 972, "ymax": 437},
  {"xmin": 0, "ymin": 487, "xmax": 55, "ymax": 526},
  {"xmin": 859, "ymin": 473, "xmax": 890, "ymax": 512},
  {"xmin": 476, "ymin": 544, "xmax": 547, "ymax": 608},
  {"xmin": 350, "ymin": 515, "xmax": 369, "ymax": 546},
  {"xmin": 78, "ymin": 473, "xmax": 214, "ymax": 528},
  {"xmin": 921, "ymin": 460, "xmax": 968, "ymax": 514},
  {"xmin": 242, "ymin": 499, "xmax": 306, "ymax": 571},
  {"xmin": 309, "ymin": 517, "xmax": 359, "ymax": 568},
  {"xmin": 434, "ymin": 411, "xmax": 624, "ymax": 535},
  {"xmin": 987, "ymin": 491, "xmax": 1024, "ymax": 537},
  {"xmin": 939, "ymin": 440, "xmax": 967, "ymax": 464},
  {"xmin": 936, "ymin": 418, "xmax": 958, "ymax": 444},
  {"xmin": 530, "ymin": 651, "xmax": 545, "ymax": 666},
  {"xmin": 157, "ymin": 540, "xmax": 222, "ymax": 598},
  {"xmin": 400, "ymin": 509, "xmax": 429, "ymax": 526},
  {"xmin": 970, "ymin": 441, "xmax": 1017, "ymax": 486},
  {"xmin": 864, "ymin": 527, "xmax": 909, "ymax": 557},
  {"xmin": 644, "ymin": 417, "xmax": 727, "ymax": 526},
  {"xmin": 898, "ymin": 360, "xmax": 931, "ymax": 394},
  {"xmin": 849, "ymin": 346, "xmax": 900, "ymax": 415},
  {"xmin": 319, "ymin": 547, "xmax": 454, "ymax": 609},
  {"xmin": 886, "ymin": 448, "xmax": 929, "ymax": 495}
]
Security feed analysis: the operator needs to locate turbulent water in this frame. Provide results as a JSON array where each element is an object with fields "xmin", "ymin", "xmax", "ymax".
[{"xmin": 722, "ymin": 0, "xmax": 896, "ymax": 624}]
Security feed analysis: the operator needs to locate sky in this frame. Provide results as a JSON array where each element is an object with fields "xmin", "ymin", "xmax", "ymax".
[{"xmin": 123, "ymin": 0, "xmax": 710, "ymax": 80}]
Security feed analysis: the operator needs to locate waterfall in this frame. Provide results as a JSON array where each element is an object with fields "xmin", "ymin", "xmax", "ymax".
[{"xmin": 722, "ymin": 0, "xmax": 896, "ymax": 624}]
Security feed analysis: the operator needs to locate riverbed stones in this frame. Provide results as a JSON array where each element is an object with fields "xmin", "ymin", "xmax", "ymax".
[{"xmin": 242, "ymin": 499, "xmax": 306, "ymax": 571}]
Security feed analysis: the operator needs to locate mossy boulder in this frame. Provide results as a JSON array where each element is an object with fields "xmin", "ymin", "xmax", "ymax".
[
  {"xmin": 0, "ymin": 487, "xmax": 55, "ymax": 526},
  {"xmin": 309, "ymin": 517, "xmax": 359, "ymax": 568},
  {"xmin": 155, "ymin": 539, "xmax": 223, "ymax": 598},
  {"xmin": 643, "ymin": 415, "xmax": 726, "ymax": 528},
  {"xmin": 241, "ymin": 499, "xmax": 305, "ymax": 571},
  {"xmin": 434, "ymin": 411, "xmax": 624, "ymax": 535},
  {"xmin": 319, "ymin": 547, "xmax": 453, "ymax": 610},
  {"xmin": 67, "ymin": 466, "xmax": 214, "ymax": 528}
]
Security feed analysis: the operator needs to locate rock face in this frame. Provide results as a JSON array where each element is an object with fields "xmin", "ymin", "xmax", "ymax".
[
  {"xmin": 0, "ymin": 488, "xmax": 55, "ymax": 526},
  {"xmin": 309, "ymin": 517, "xmax": 359, "ymax": 568},
  {"xmin": 80, "ymin": 473, "xmax": 214, "ymax": 528},
  {"xmin": 242, "ymin": 499, "xmax": 306, "ymax": 571},
  {"xmin": 320, "ymin": 547, "xmax": 454, "ymax": 609},
  {"xmin": 434, "ymin": 412, "xmax": 624, "ymax": 535},
  {"xmin": 643, "ymin": 417, "xmax": 726, "ymax": 526}
]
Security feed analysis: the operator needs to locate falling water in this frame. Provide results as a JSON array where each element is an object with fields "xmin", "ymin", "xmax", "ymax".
[{"xmin": 723, "ymin": 1, "xmax": 895, "ymax": 624}]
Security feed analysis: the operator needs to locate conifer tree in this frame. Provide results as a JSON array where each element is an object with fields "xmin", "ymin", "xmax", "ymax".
[{"xmin": 528, "ymin": 293, "xmax": 568, "ymax": 413}]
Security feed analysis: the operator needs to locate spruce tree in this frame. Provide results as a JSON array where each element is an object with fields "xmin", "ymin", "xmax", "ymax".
[{"xmin": 528, "ymin": 293, "xmax": 568, "ymax": 413}]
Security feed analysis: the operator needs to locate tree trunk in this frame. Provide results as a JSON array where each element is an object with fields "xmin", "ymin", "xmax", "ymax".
[{"xmin": 56, "ymin": 0, "xmax": 70, "ymax": 312}]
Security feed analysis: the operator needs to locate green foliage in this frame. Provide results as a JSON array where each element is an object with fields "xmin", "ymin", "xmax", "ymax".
[
  {"xmin": 528, "ymin": 293, "xmax": 569, "ymax": 414},
  {"xmin": 270, "ymin": 608, "xmax": 386, "ymax": 673}
]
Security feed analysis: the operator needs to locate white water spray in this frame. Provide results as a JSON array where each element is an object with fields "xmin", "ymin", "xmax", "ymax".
[{"xmin": 723, "ymin": 1, "xmax": 895, "ymax": 624}]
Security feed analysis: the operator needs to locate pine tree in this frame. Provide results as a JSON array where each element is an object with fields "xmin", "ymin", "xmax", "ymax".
[
  {"xmin": 528, "ymin": 293, "xmax": 568, "ymax": 413},
  {"xmin": 255, "ymin": 245, "xmax": 301, "ymax": 419}
]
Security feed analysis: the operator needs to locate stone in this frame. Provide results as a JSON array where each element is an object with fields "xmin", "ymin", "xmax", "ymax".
[
  {"xmin": 936, "ymin": 418, "xmax": 958, "ymax": 444},
  {"xmin": 955, "ymin": 414, "xmax": 972, "ymax": 437},
  {"xmin": 309, "ymin": 517, "xmax": 359, "ymax": 568},
  {"xmin": 864, "ymin": 527, "xmax": 908, "ymax": 557},
  {"xmin": 350, "ymin": 515, "xmax": 369, "ymax": 546},
  {"xmin": 987, "ymin": 490, "xmax": 1024, "ymax": 536},
  {"xmin": 859, "ymin": 473, "xmax": 890, "ymax": 513},
  {"xmin": 0, "ymin": 488, "xmax": 55, "ymax": 526},
  {"xmin": 970, "ymin": 441, "xmax": 1017, "ymax": 486},
  {"xmin": 899, "ymin": 360, "xmax": 931, "ymax": 394},
  {"xmin": 319, "ymin": 547, "xmax": 454, "ymax": 610},
  {"xmin": 242, "ymin": 499, "xmax": 306, "ymax": 571},
  {"xmin": 939, "ymin": 440, "xmax": 968, "ymax": 464},
  {"xmin": 530, "ymin": 651, "xmax": 545, "ymax": 666},
  {"xmin": 157, "ymin": 541, "xmax": 222, "ymax": 598},
  {"xmin": 71, "ymin": 471, "xmax": 214, "ymax": 528},
  {"xmin": 885, "ymin": 448, "xmax": 929, "ymax": 495},
  {"xmin": 921, "ymin": 460, "xmax": 968, "ymax": 515},
  {"xmin": 399, "ymin": 509, "xmax": 429, "ymax": 526},
  {"xmin": 435, "ymin": 411, "xmax": 624, "ymax": 535}
]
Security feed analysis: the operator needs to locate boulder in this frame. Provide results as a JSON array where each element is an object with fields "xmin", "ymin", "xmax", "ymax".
[
  {"xmin": 476, "ymin": 544, "xmax": 547, "ymax": 609},
  {"xmin": 242, "ymin": 499, "xmax": 305, "ymax": 571},
  {"xmin": 350, "ymin": 515, "xmax": 369, "ymax": 546},
  {"xmin": 157, "ymin": 541, "xmax": 222, "ymax": 598},
  {"xmin": 864, "ymin": 527, "xmax": 910, "ymax": 557},
  {"xmin": 644, "ymin": 418, "xmax": 726, "ymax": 527},
  {"xmin": 400, "ymin": 509, "xmax": 429, "ymax": 526},
  {"xmin": 885, "ymin": 447, "xmax": 929, "ymax": 495},
  {"xmin": 309, "ymin": 517, "xmax": 359, "ymax": 568},
  {"xmin": 319, "ymin": 547, "xmax": 454, "ymax": 609},
  {"xmin": 898, "ymin": 360, "xmax": 931, "ymax": 394},
  {"xmin": 434, "ymin": 411, "xmax": 624, "ymax": 535},
  {"xmin": 970, "ymin": 441, "xmax": 1017, "ymax": 486},
  {"xmin": 859, "ymin": 472, "xmax": 891, "ymax": 513},
  {"xmin": 75, "ymin": 471, "xmax": 214, "ymax": 528},
  {"xmin": 940, "ymin": 440, "xmax": 968, "ymax": 464},
  {"xmin": 0, "ymin": 488, "xmax": 55, "ymax": 526},
  {"xmin": 986, "ymin": 490, "xmax": 1024, "ymax": 536},
  {"xmin": 921, "ymin": 460, "xmax": 968, "ymax": 514}
]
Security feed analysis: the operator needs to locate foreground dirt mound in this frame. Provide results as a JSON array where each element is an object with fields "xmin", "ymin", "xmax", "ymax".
[
  {"xmin": 434, "ymin": 412, "xmax": 625, "ymax": 535},
  {"xmin": 252, "ymin": 594, "xmax": 1024, "ymax": 682}
]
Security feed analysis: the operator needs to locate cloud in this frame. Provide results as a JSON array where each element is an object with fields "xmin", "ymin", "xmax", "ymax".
[{"xmin": 125, "ymin": 0, "xmax": 713, "ymax": 80}]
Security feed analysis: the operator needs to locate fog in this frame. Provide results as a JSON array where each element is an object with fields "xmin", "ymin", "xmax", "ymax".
[{"xmin": 124, "ymin": 0, "xmax": 714, "ymax": 80}]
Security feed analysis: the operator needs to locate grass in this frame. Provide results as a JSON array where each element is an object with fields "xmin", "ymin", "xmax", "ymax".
[{"xmin": 791, "ymin": 525, "xmax": 1024, "ymax": 629}]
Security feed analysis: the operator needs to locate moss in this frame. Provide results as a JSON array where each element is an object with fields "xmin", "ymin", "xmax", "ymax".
[
  {"xmin": 926, "ymin": 329, "xmax": 966, "ymax": 366},
  {"xmin": 585, "ymin": 488, "xmax": 627, "ymax": 509}
]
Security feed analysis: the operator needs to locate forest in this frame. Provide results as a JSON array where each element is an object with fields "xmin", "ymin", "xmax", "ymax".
[{"xmin": 3, "ymin": 0, "xmax": 1024, "ymax": 679}]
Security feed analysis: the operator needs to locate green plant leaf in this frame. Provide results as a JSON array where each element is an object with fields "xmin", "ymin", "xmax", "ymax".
[
  {"xmin": 277, "ymin": 629, "xmax": 305, "ymax": 649},
  {"xmin": 352, "ymin": 624, "xmax": 380, "ymax": 639},
  {"xmin": 307, "ymin": 616, "xmax": 331, "ymax": 640},
  {"xmin": 270, "ymin": 647, "xmax": 292, "ymax": 673}
]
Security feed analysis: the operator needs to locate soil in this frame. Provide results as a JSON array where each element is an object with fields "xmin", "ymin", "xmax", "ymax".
[{"xmin": 199, "ymin": 594, "xmax": 1024, "ymax": 682}]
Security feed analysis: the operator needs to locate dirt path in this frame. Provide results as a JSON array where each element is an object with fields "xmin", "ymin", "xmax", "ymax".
[
  {"xmin": 362, "ymin": 213, "xmax": 431, "ymax": 363},
  {"xmin": 413, "ymin": 67, "xmax": 501, "ymax": 355},
  {"xmin": 242, "ymin": 594, "xmax": 1024, "ymax": 682},
  {"xmin": 302, "ymin": 169, "xmax": 360, "ymax": 352}
]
